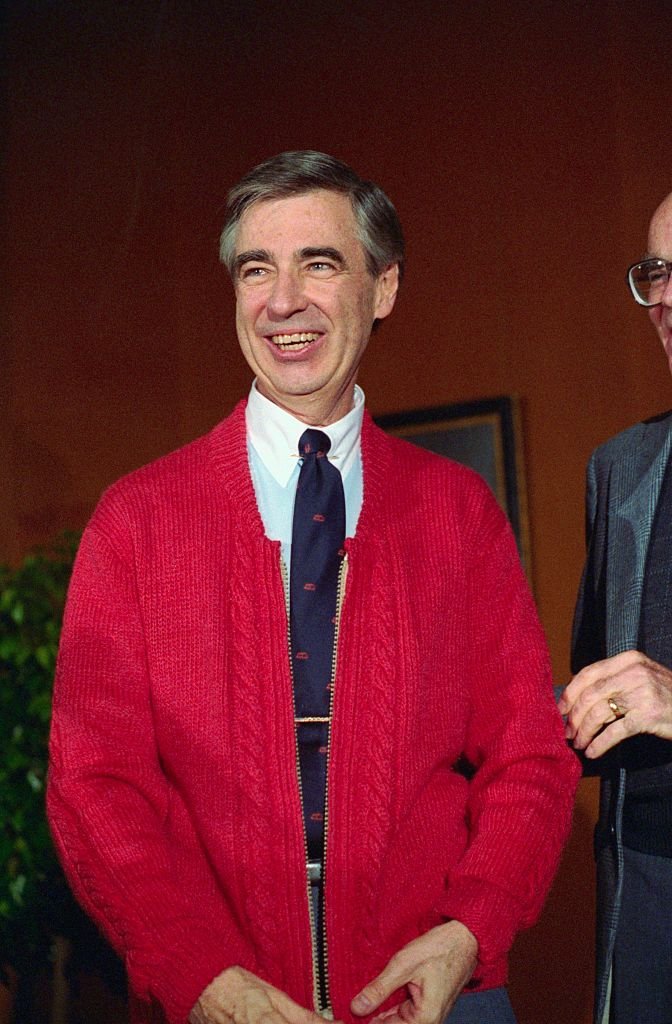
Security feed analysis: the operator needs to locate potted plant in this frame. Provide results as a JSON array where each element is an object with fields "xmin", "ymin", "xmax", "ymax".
[{"xmin": 0, "ymin": 535, "xmax": 78, "ymax": 1022}]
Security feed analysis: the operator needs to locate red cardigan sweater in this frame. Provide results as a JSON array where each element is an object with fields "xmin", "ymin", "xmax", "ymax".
[{"xmin": 48, "ymin": 402, "xmax": 580, "ymax": 1024}]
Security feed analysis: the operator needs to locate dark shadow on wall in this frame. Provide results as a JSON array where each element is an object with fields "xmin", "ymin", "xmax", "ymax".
[
  {"xmin": 509, "ymin": 777, "xmax": 598, "ymax": 1024},
  {"xmin": 8, "ymin": 429, "xmax": 92, "ymax": 563}
]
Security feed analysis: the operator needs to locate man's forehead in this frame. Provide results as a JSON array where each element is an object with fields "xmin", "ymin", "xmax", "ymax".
[
  {"xmin": 235, "ymin": 189, "xmax": 359, "ymax": 247},
  {"xmin": 648, "ymin": 192, "xmax": 672, "ymax": 249}
]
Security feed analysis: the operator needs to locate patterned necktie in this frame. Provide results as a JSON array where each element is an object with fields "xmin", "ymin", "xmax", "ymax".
[{"xmin": 290, "ymin": 428, "xmax": 345, "ymax": 860}]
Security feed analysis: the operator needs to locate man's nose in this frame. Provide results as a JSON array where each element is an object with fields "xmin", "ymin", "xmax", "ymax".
[{"xmin": 266, "ymin": 269, "xmax": 308, "ymax": 319}]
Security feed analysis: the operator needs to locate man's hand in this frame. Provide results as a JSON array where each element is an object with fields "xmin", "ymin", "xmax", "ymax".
[
  {"xmin": 189, "ymin": 966, "xmax": 332, "ymax": 1024},
  {"xmin": 350, "ymin": 921, "xmax": 478, "ymax": 1024},
  {"xmin": 559, "ymin": 650, "xmax": 672, "ymax": 758}
]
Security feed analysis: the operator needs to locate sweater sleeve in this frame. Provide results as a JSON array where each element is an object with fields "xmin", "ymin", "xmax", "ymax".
[
  {"xmin": 435, "ymin": 488, "xmax": 581, "ymax": 973},
  {"xmin": 47, "ymin": 515, "xmax": 258, "ymax": 1024}
]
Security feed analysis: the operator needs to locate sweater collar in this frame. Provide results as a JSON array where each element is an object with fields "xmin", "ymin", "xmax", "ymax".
[{"xmin": 208, "ymin": 399, "xmax": 394, "ymax": 544}]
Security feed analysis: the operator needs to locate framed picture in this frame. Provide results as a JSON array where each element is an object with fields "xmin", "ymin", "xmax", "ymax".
[{"xmin": 375, "ymin": 396, "xmax": 531, "ymax": 574}]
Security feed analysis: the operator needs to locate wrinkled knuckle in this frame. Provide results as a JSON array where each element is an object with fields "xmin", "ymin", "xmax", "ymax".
[
  {"xmin": 644, "ymin": 700, "xmax": 664, "ymax": 724},
  {"xmin": 367, "ymin": 980, "xmax": 389, "ymax": 1002},
  {"xmin": 583, "ymin": 704, "xmax": 600, "ymax": 727},
  {"xmin": 571, "ymin": 691, "xmax": 586, "ymax": 713},
  {"xmin": 579, "ymin": 686, "xmax": 600, "ymax": 711},
  {"xmin": 595, "ymin": 675, "xmax": 614, "ymax": 696},
  {"xmin": 565, "ymin": 705, "xmax": 579, "ymax": 728},
  {"xmin": 389, "ymin": 950, "xmax": 410, "ymax": 972},
  {"xmin": 622, "ymin": 714, "xmax": 638, "ymax": 736},
  {"xmin": 566, "ymin": 706, "xmax": 582, "ymax": 730},
  {"xmin": 579, "ymin": 708, "xmax": 600, "ymax": 740}
]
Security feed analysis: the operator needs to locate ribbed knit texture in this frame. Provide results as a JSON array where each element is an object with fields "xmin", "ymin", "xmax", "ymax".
[{"xmin": 48, "ymin": 400, "xmax": 580, "ymax": 1024}]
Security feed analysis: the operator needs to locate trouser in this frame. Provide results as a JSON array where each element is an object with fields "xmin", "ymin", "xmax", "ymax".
[
  {"xmin": 446, "ymin": 987, "xmax": 516, "ymax": 1022},
  {"xmin": 610, "ymin": 846, "xmax": 672, "ymax": 1023}
]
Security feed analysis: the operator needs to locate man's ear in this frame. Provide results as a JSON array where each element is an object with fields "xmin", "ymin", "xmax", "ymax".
[{"xmin": 373, "ymin": 263, "xmax": 400, "ymax": 322}]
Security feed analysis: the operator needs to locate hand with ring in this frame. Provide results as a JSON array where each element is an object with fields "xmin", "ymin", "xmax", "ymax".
[{"xmin": 559, "ymin": 650, "xmax": 672, "ymax": 758}]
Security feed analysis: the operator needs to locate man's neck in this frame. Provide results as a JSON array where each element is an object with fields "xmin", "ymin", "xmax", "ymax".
[{"xmin": 256, "ymin": 385, "xmax": 357, "ymax": 427}]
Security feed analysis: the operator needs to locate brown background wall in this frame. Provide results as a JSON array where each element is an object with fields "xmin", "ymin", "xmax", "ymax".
[{"xmin": 5, "ymin": 2, "xmax": 672, "ymax": 1022}]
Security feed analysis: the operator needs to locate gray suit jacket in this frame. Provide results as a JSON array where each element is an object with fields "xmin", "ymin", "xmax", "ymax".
[{"xmin": 571, "ymin": 410, "xmax": 672, "ymax": 1024}]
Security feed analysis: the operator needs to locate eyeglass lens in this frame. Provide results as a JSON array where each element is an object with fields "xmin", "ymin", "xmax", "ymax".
[{"xmin": 629, "ymin": 259, "xmax": 672, "ymax": 306}]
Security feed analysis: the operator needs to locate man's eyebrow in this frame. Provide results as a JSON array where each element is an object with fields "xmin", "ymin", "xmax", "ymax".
[
  {"xmin": 299, "ymin": 246, "xmax": 347, "ymax": 267},
  {"xmin": 233, "ymin": 246, "xmax": 348, "ymax": 275},
  {"xmin": 233, "ymin": 249, "xmax": 272, "ymax": 274}
]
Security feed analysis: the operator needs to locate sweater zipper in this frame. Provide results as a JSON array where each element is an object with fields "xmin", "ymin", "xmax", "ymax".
[
  {"xmin": 320, "ymin": 554, "xmax": 347, "ymax": 1016},
  {"xmin": 281, "ymin": 552, "xmax": 347, "ymax": 1017}
]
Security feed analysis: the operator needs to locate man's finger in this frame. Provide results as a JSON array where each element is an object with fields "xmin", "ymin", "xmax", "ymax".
[
  {"xmin": 585, "ymin": 717, "xmax": 634, "ymax": 759},
  {"xmin": 352, "ymin": 959, "xmax": 408, "ymax": 1015},
  {"xmin": 370, "ymin": 974, "xmax": 446, "ymax": 1024},
  {"xmin": 568, "ymin": 690, "xmax": 624, "ymax": 747}
]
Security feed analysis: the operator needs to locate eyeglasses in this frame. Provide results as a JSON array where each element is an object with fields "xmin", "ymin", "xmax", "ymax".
[{"xmin": 627, "ymin": 257, "xmax": 672, "ymax": 307}]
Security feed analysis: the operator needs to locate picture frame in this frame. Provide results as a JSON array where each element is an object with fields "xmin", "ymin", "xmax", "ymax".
[{"xmin": 375, "ymin": 396, "xmax": 532, "ymax": 575}]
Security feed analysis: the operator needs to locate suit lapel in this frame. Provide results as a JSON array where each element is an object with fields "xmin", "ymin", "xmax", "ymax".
[{"xmin": 607, "ymin": 417, "xmax": 672, "ymax": 654}]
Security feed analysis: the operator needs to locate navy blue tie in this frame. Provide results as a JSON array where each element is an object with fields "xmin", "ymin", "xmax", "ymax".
[{"xmin": 290, "ymin": 429, "xmax": 345, "ymax": 860}]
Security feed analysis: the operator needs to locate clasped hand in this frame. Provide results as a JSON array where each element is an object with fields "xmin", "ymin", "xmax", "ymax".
[
  {"xmin": 188, "ymin": 966, "xmax": 324, "ymax": 1024},
  {"xmin": 351, "ymin": 920, "xmax": 477, "ymax": 1024},
  {"xmin": 190, "ymin": 921, "xmax": 477, "ymax": 1024}
]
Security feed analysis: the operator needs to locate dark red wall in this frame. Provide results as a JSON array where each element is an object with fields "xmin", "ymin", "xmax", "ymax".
[{"xmin": 6, "ymin": 3, "xmax": 672, "ymax": 1021}]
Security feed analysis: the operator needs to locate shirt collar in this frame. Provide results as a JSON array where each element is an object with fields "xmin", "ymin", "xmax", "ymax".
[{"xmin": 246, "ymin": 381, "xmax": 365, "ymax": 487}]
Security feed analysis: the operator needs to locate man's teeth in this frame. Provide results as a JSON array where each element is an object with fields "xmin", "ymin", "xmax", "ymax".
[{"xmin": 271, "ymin": 332, "xmax": 319, "ymax": 350}]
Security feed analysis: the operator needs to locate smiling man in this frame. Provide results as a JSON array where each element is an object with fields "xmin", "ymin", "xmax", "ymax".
[
  {"xmin": 561, "ymin": 191, "xmax": 672, "ymax": 1024},
  {"xmin": 48, "ymin": 151, "xmax": 579, "ymax": 1024}
]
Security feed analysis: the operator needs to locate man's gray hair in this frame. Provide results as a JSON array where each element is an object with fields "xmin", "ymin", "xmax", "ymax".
[{"xmin": 219, "ymin": 150, "xmax": 405, "ymax": 281}]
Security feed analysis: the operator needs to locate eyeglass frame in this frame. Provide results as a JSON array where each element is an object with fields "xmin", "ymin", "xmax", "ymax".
[{"xmin": 626, "ymin": 257, "xmax": 672, "ymax": 307}]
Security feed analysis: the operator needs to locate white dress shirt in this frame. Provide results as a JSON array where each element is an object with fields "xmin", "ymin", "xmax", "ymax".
[{"xmin": 246, "ymin": 382, "xmax": 364, "ymax": 574}]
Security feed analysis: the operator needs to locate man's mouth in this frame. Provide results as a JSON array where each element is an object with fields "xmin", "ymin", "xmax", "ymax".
[{"xmin": 269, "ymin": 332, "xmax": 320, "ymax": 352}]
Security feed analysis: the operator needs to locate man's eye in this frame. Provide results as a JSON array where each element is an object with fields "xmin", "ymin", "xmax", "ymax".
[
  {"xmin": 307, "ymin": 262, "xmax": 336, "ymax": 273},
  {"xmin": 240, "ymin": 266, "xmax": 267, "ymax": 280}
]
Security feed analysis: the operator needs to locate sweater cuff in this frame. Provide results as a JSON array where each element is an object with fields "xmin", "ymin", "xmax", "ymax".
[{"xmin": 434, "ymin": 876, "xmax": 524, "ymax": 972}]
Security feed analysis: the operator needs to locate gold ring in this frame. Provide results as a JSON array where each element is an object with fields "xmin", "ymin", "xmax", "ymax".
[{"xmin": 608, "ymin": 697, "xmax": 625, "ymax": 719}]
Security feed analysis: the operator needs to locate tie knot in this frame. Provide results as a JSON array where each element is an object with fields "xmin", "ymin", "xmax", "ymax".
[{"xmin": 298, "ymin": 429, "xmax": 331, "ymax": 458}]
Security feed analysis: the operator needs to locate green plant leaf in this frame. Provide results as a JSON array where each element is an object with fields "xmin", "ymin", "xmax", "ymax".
[
  {"xmin": 0, "ymin": 532, "xmax": 80, "ymax": 966},
  {"xmin": 8, "ymin": 875, "xmax": 27, "ymax": 906},
  {"xmin": 9, "ymin": 600, "xmax": 25, "ymax": 625}
]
